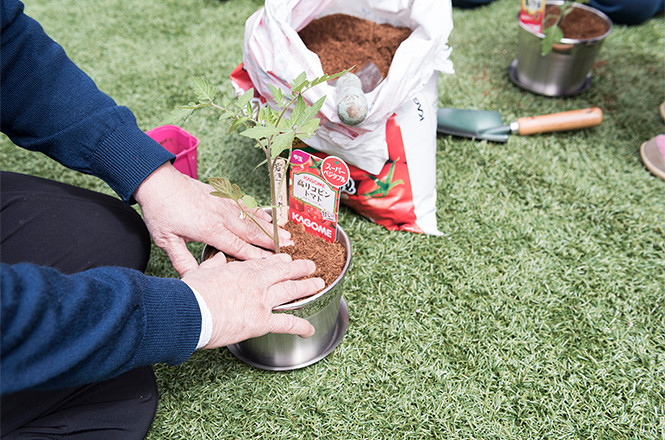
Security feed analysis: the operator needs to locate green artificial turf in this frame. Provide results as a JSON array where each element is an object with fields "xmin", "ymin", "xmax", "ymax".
[{"xmin": 2, "ymin": 0, "xmax": 664, "ymax": 438}]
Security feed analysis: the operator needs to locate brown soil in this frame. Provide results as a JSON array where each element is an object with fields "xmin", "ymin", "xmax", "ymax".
[
  {"xmin": 545, "ymin": 5, "xmax": 610, "ymax": 40},
  {"xmin": 281, "ymin": 221, "xmax": 346, "ymax": 288},
  {"xmin": 298, "ymin": 13, "xmax": 411, "ymax": 79},
  {"xmin": 204, "ymin": 221, "xmax": 346, "ymax": 292}
]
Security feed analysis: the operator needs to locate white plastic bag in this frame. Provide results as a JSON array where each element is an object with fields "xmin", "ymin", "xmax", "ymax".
[{"xmin": 241, "ymin": 0, "xmax": 454, "ymax": 176}]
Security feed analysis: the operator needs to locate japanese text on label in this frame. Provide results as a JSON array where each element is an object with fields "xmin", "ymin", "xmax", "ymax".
[{"xmin": 293, "ymin": 173, "xmax": 335, "ymax": 213}]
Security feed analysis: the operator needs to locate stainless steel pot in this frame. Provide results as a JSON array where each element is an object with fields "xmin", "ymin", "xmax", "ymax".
[
  {"xmin": 510, "ymin": 1, "xmax": 613, "ymax": 97},
  {"xmin": 202, "ymin": 224, "xmax": 351, "ymax": 370}
]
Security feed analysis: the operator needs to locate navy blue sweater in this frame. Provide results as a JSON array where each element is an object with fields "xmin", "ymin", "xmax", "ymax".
[{"xmin": 1, "ymin": 0, "xmax": 200, "ymax": 394}]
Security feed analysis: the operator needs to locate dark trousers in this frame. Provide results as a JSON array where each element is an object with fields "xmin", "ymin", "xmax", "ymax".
[{"xmin": 1, "ymin": 172, "xmax": 158, "ymax": 439}]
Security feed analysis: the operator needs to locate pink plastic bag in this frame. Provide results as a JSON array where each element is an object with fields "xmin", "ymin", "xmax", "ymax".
[{"xmin": 146, "ymin": 125, "xmax": 198, "ymax": 179}]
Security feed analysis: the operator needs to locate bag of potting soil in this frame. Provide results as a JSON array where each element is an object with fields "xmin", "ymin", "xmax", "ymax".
[{"xmin": 232, "ymin": 0, "xmax": 454, "ymax": 235}]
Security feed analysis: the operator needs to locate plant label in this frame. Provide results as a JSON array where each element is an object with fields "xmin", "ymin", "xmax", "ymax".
[
  {"xmin": 273, "ymin": 157, "xmax": 288, "ymax": 227},
  {"xmin": 289, "ymin": 150, "xmax": 349, "ymax": 242},
  {"xmin": 520, "ymin": 0, "xmax": 545, "ymax": 33}
]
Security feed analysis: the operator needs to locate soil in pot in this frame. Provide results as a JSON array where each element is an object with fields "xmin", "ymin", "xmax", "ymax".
[
  {"xmin": 298, "ymin": 13, "xmax": 411, "ymax": 79},
  {"xmin": 545, "ymin": 5, "xmax": 610, "ymax": 39},
  {"xmin": 281, "ymin": 221, "xmax": 346, "ymax": 288},
  {"xmin": 205, "ymin": 220, "xmax": 346, "ymax": 297}
]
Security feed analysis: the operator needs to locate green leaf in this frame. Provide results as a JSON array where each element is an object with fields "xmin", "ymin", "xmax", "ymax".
[
  {"xmin": 253, "ymin": 159, "xmax": 268, "ymax": 171},
  {"xmin": 311, "ymin": 68, "xmax": 352, "ymax": 87},
  {"xmin": 210, "ymin": 191, "xmax": 229, "ymax": 199},
  {"xmin": 560, "ymin": 2, "xmax": 575, "ymax": 17},
  {"xmin": 237, "ymin": 88, "xmax": 254, "ymax": 110},
  {"xmin": 209, "ymin": 177, "xmax": 255, "ymax": 208},
  {"xmin": 290, "ymin": 94, "xmax": 307, "ymax": 125},
  {"xmin": 240, "ymin": 125, "xmax": 281, "ymax": 140},
  {"xmin": 245, "ymin": 102, "xmax": 254, "ymax": 120},
  {"xmin": 302, "ymin": 96, "xmax": 326, "ymax": 121},
  {"xmin": 241, "ymin": 195, "xmax": 258, "ymax": 209},
  {"xmin": 293, "ymin": 71, "xmax": 308, "ymax": 86},
  {"xmin": 262, "ymin": 107, "xmax": 278, "ymax": 125},
  {"xmin": 312, "ymin": 95, "xmax": 326, "ymax": 113},
  {"xmin": 231, "ymin": 183, "xmax": 244, "ymax": 200},
  {"xmin": 269, "ymin": 84, "xmax": 285, "ymax": 104},
  {"xmin": 209, "ymin": 177, "xmax": 234, "ymax": 199},
  {"xmin": 166, "ymin": 107, "xmax": 194, "ymax": 125},
  {"xmin": 541, "ymin": 25, "xmax": 563, "ymax": 56},
  {"xmin": 297, "ymin": 118, "xmax": 320, "ymax": 139},
  {"xmin": 290, "ymin": 72, "xmax": 309, "ymax": 93},
  {"xmin": 228, "ymin": 116, "xmax": 249, "ymax": 133},
  {"xmin": 193, "ymin": 78, "xmax": 215, "ymax": 102},
  {"xmin": 218, "ymin": 111, "xmax": 234, "ymax": 121},
  {"xmin": 270, "ymin": 131, "xmax": 295, "ymax": 159}
]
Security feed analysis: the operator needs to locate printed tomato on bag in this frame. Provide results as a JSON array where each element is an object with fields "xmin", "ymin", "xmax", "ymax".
[{"xmin": 298, "ymin": 112, "xmax": 431, "ymax": 235}]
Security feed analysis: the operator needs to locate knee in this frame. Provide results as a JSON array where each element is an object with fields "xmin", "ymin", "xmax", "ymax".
[
  {"xmin": 452, "ymin": 0, "xmax": 497, "ymax": 8},
  {"xmin": 1, "ymin": 172, "xmax": 151, "ymax": 273},
  {"xmin": 0, "ymin": 367, "xmax": 159, "ymax": 440},
  {"xmin": 589, "ymin": 0, "xmax": 664, "ymax": 25}
]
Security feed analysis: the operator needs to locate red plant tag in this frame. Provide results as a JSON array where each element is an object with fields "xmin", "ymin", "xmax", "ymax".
[
  {"xmin": 289, "ymin": 150, "xmax": 349, "ymax": 242},
  {"xmin": 519, "ymin": 0, "xmax": 546, "ymax": 33}
]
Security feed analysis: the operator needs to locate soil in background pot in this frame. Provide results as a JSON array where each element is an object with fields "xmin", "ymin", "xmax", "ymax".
[
  {"xmin": 298, "ymin": 13, "xmax": 412, "ymax": 79},
  {"xmin": 545, "ymin": 5, "xmax": 610, "ymax": 39}
]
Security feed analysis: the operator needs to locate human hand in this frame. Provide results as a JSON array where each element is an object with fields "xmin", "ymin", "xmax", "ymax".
[
  {"xmin": 134, "ymin": 163, "xmax": 292, "ymax": 276},
  {"xmin": 181, "ymin": 253, "xmax": 320, "ymax": 348}
]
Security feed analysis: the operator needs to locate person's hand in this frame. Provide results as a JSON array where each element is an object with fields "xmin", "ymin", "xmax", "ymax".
[
  {"xmin": 181, "ymin": 253, "xmax": 320, "ymax": 347},
  {"xmin": 134, "ymin": 163, "xmax": 292, "ymax": 276}
]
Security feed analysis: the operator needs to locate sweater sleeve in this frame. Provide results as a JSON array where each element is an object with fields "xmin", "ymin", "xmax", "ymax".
[
  {"xmin": 0, "ymin": 0, "xmax": 175, "ymax": 202},
  {"xmin": 0, "ymin": 263, "xmax": 201, "ymax": 394}
]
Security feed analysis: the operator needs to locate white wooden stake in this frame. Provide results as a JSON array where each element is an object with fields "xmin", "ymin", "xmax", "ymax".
[{"xmin": 273, "ymin": 157, "xmax": 288, "ymax": 227}]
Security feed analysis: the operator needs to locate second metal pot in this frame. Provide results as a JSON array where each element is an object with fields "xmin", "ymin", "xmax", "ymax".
[{"xmin": 510, "ymin": 1, "xmax": 613, "ymax": 97}]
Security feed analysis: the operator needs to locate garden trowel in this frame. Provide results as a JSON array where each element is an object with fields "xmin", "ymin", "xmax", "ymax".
[{"xmin": 436, "ymin": 107, "xmax": 603, "ymax": 142}]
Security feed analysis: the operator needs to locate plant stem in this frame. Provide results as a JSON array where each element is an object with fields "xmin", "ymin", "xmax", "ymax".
[{"xmin": 266, "ymin": 144, "xmax": 281, "ymax": 254}]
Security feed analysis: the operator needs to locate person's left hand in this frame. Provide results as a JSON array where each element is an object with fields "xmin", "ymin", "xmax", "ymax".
[
  {"xmin": 181, "ymin": 252, "xmax": 319, "ymax": 348},
  {"xmin": 134, "ymin": 163, "xmax": 292, "ymax": 276}
]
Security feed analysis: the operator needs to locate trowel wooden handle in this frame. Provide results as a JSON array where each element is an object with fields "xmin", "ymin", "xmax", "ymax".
[{"xmin": 516, "ymin": 107, "xmax": 603, "ymax": 135}]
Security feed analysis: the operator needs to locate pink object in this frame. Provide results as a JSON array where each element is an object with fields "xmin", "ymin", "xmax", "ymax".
[
  {"xmin": 146, "ymin": 125, "xmax": 198, "ymax": 178},
  {"xmin": 657, "ymin": 134, "xmax": 665, "ymax": 157}
]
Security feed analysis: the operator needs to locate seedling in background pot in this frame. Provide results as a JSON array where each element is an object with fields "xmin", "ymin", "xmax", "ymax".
[
  {"xmin": 171, "ymin": 70, "xmax": 348, "ymax": 253},
  {"xmin": 541, "ymin": 0, "xmax": 589, "ymax": 55}
]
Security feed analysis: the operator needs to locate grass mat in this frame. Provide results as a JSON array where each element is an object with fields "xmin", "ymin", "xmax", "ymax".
[{"xmin": 1, "ymin": 0, "xmax": 663, "ymax": 438}]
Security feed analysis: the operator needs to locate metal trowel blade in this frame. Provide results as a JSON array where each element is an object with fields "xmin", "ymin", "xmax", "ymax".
[{"xmin": 436, "ymin": 108, "xmax": 509, "ymax": 142}]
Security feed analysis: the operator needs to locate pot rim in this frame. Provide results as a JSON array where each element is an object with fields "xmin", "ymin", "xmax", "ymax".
[
  {"xmin": 518, "ymin": 1, "xmax": 613, "ymax": 44},
  {"xmin": 273, "ymin": 223, "xmax": 351, "ymax": 311}
]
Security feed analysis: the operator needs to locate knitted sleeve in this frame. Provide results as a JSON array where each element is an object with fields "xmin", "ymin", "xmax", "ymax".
[
  {"xmin": 1, "ymin": 263, "xmax": 201, "ymax": 394},
  {"xmin": 0, "ymin": 0, "xmax": 174, "ymax": 202}
]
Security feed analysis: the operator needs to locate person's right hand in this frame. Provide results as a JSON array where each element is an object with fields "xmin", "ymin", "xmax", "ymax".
[
  {"xmin": 134, "ymin": 163, "xmax": 293, "ymax": 277},
  {"xmin": 181, "ymin": 253, "xmax": 321, "ymax": 348}
]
